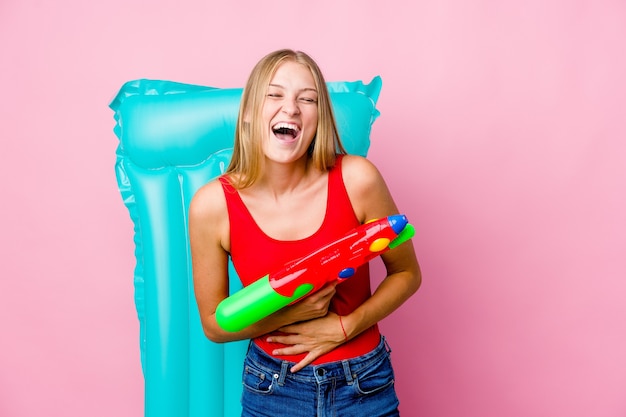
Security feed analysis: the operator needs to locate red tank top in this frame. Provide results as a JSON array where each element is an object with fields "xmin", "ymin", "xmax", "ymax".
[{"xmin": 220, "ymin": 155, "xmax": 380, "ymax": 364}]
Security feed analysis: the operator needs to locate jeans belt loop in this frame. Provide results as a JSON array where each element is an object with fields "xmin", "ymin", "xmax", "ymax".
[
  {"xmin": 341, "ymin": 360, "xmax": 354, "ymax": 385},
  {"xmin": 383, "ymin": 336, "xmax": 392, "ymax": 354},
  {"xmin": 277, "ymin": 361, "xmax": 289, "ymax": 386}
]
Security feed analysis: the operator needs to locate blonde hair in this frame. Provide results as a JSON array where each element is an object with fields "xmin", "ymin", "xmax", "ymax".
[{"xmin": 225, "ymin": 49, "xmax": 346, "ymax": 188}]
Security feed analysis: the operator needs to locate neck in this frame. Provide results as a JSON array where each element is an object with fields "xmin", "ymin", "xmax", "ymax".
[{"xmin": 255, "ymin": 156, "xmax": 316, "ymax": 198}]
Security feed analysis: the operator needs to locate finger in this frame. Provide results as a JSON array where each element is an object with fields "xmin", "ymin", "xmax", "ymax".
[
  {"xmin": 290, "ymin": 352, "xmax": 317, "ymax": 373},
  {"xmin": 271, "ymin": 344, "xmax": 308, "ymax": 357},
  {"xmin": 266, "ymin": 333, "xmax": 300, "ymax": 345},
  {"xmin": 316, "ymin": 282, "xmax": 337, "ymax": 297}
]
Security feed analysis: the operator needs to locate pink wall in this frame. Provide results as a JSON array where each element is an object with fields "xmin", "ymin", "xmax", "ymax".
[{"xmin": 1, "ymin": 1, "xmax": 624, "ymax": 416}]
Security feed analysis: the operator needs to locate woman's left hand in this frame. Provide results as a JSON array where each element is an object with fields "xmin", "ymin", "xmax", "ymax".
[{"xmin": 266, "ymin": 312, "xmax": 346, "ymax": 373}]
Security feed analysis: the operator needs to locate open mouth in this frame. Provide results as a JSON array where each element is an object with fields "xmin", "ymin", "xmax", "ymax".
[{"xmin": 272, "ymin": 122, "xmax": 300, "ymax": 142}]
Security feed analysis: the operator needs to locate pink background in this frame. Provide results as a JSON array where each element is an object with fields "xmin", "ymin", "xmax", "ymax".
[{"xmin": 1, "ymin": 1, "xmax": 625, "ymax": 416}]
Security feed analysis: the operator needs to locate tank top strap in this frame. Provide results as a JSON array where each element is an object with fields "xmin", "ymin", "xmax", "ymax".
[
  {"xmin": 218, "ymin": 175, "xmax": 261, "ymax": 258},
  {"xmin": 326, "ymin": 154, "xmax": 359, "ymax": 227}
]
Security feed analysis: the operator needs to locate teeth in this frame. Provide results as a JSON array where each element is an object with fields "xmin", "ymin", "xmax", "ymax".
[{"xmin": 273, "ymin": 122, "xmax": 300, "ymax": 132}]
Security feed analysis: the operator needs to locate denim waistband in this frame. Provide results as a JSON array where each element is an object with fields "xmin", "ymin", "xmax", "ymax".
[{"xmin": 245, "ymin": 336, "xmax": 391, "ymax": 386}]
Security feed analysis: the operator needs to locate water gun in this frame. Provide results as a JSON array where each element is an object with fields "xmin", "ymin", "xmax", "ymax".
[{"xmin": 215, "ymin": 214, "xmax": 415, "ymax": 332}]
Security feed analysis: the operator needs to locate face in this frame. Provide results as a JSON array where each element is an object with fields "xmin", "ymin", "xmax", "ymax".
[{"xmin": 260, "ymin": 60, "xmax": 319, "ymax": 164}]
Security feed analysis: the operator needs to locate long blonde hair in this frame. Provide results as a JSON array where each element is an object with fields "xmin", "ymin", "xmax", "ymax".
[{"xmin": 225, "ymin": 49, "xmax": 346, "ymax": 188}]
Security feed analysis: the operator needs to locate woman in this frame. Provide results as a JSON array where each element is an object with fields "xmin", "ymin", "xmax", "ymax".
[{"xmin": 189, "ymin": 49, "xmax": 421, "ymax": 416}]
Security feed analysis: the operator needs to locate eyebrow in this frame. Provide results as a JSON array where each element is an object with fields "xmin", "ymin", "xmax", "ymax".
[{"xmin": 268, "ymin": 84, "xmax": 318, "ymax": 93}]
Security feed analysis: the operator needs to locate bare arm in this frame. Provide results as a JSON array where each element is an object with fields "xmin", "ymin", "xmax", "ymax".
[
  {"xmin": 336, "ymin": 155, "xmax": 422, "ymax": 339},
  {"xmin": 269, "ymin": 155, "xmax": 422, "ymax": 371},
  {"xmin": 189, "ymin": 180, "xmax": 337, "ymax": 343}
]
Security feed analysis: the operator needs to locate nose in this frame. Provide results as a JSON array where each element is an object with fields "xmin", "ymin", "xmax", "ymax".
[{"xmin": 281, "ymin": 97, "xmax": 300, "ymax": 116}]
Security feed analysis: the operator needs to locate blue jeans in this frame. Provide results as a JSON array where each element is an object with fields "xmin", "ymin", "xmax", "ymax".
[{"xmin": 241, "ymin": 336, "xmax": 400, "ymax": 417}]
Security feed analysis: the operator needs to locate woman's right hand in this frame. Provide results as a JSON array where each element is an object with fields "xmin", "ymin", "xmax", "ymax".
[{"xmin": 274, "ymin": 282, "xmax": 337, "ymax": 325}]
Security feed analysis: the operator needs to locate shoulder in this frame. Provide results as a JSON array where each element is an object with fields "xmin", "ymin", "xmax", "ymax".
[
  {"xmin": 339, "ymin": 155, "xmax": 397, "ymax": 222},
  {"xmin": 339, "ymin": 154, "xmax": 383, "ymax": 187},
  {"xmin": 189, "ymin": 177, "xmax": 227, "ymax": 220},
  {"xmin": 188, "ymin": 178, "xmax": 230, "ymax": 248}
]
